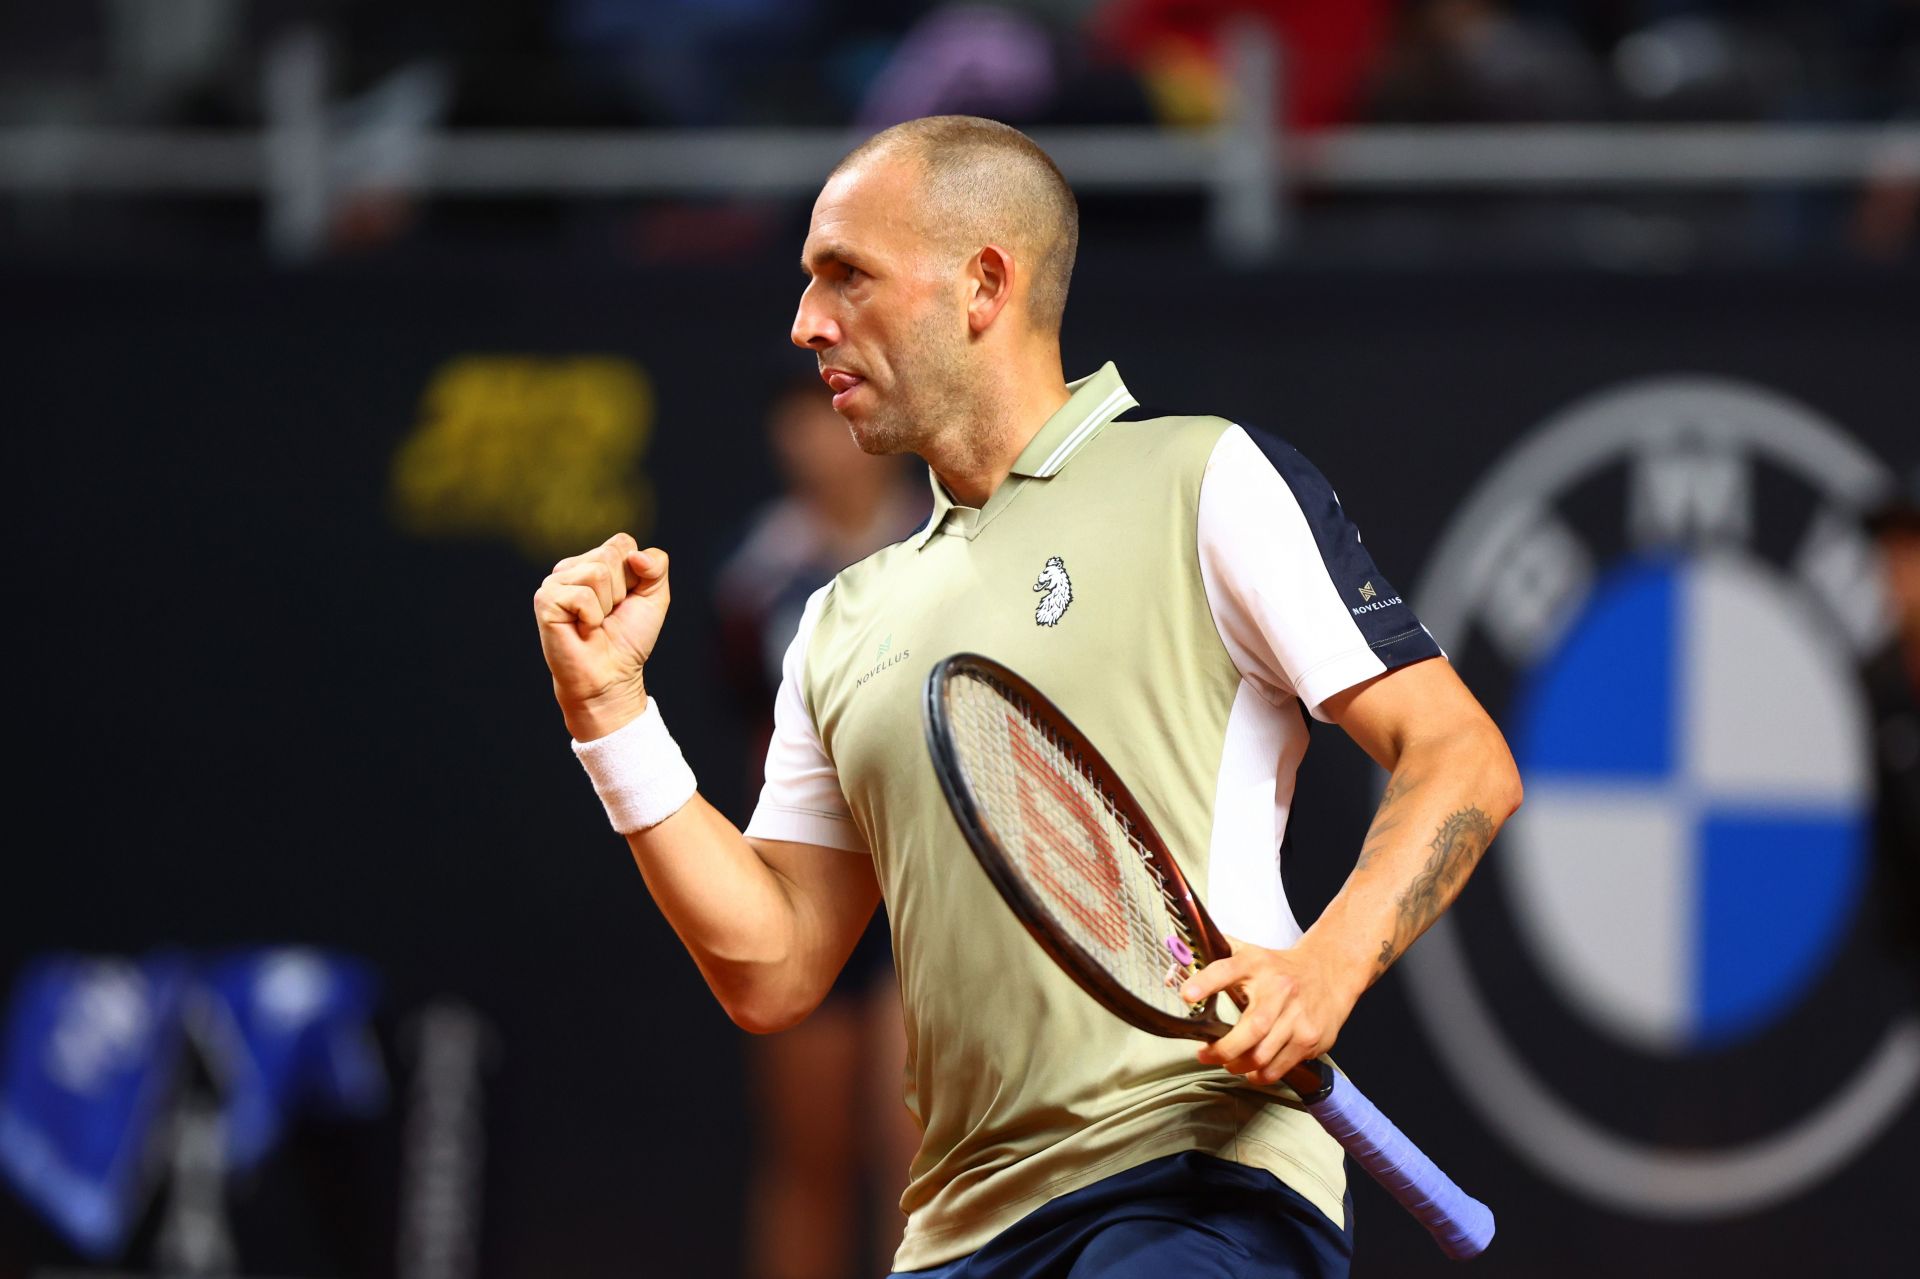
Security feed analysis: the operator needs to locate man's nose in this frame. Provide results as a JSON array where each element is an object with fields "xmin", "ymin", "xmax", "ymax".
[{"xmin": 791, "ymin": 284, "xmax": 840, "ymax": 351}]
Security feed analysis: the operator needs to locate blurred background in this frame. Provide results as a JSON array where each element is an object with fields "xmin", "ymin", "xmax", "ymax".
[{"xmin": 2, "ymin": 1, "xmax": 1917, "ymax": 1276}]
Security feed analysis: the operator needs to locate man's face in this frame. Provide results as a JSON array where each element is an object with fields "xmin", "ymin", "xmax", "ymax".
[{"xmin": 791, "ymin": 158, "xmax": 970, "ymax": 456}]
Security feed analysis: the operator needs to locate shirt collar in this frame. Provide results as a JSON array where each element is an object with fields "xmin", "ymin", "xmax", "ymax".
[
  {"xmin": 1008, "ymin": 362, "xmax": 1138, "ymax": 478},
  {"xmin": 909, "ymin": 363, "xmax": 1138, "ymax": 549}
]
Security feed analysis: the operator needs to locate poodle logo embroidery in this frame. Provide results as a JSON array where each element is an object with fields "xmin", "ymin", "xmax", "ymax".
[{"xmin": 1033, "ymin": 556, "xmax": 1073, "ymax": 627}]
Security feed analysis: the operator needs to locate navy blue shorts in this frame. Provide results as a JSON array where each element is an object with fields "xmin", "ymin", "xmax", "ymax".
[{"xmin": 894, "ymin": 1152, "xmax": 1352, "ymax": 1279}]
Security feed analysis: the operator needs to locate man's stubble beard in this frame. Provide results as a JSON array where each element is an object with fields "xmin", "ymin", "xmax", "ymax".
[{"xmin": 844, "ymin": 304, "xmax": 975, "ymax": 461}]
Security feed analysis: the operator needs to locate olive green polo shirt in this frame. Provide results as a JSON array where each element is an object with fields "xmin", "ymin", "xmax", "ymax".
[{"xmin": 746, "ymin": 363, "xmax": 1441, "ymax": 1269}]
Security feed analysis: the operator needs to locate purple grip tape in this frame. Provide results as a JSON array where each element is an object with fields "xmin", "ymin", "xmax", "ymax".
[{"xmin": 1304, "ymin": 1073, "xmax": 1494, "ymax": 1260}]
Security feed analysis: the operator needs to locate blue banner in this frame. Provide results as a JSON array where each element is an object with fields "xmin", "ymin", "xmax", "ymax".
[
  {"xmin": 0, "ymin": 954, "xmax": 191, "ymax": 1257},
  {"xmin": 0, "ymin": 949, "xmax": 386, "ymax": 1258}
]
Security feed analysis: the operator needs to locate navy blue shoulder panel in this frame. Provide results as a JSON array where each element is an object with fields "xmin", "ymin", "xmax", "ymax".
[{"xmin": 1240, "ymin": 425, "xmax": 1444, "ymax": 673}]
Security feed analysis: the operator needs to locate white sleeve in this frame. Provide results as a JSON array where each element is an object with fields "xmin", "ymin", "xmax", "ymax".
[
  {"xmin": 742, "ymin": 585, "xmax": 868, "ymax": 853},
  {"xmin": 1198, "ymin": 424, "xmax": 1443, "ymax": 722}
]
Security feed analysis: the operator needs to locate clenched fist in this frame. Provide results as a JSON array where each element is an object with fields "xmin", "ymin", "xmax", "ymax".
[{"xmin": 533, "ymin": 532, "xmax": 670, "ymax": 741}]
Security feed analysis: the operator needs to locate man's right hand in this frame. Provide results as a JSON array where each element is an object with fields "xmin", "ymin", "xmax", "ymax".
[
  {"xmin": 533, "ymin": 532, "xmax": 670, "ymax": 741},
  {"xmin": 533, "ymin": 532, "xmax": 883, "ymax": 1032}
]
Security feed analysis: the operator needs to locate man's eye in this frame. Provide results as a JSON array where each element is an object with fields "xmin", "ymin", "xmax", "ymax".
[{"xmin": 843, "ymin": 265, "xmax": 864, "ymax": 283}]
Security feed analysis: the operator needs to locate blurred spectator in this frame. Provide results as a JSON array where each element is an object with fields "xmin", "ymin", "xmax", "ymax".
[
  {"xmin": 856, "ymin": 2, "xmax": 1159, "ymax": 130},
  {"xmin": 712, "ymin": 377, "xmax": 927, "ymax": 1279},
  {"xmin": 1609, "ymin": 14, "xmax": 1804, "ymax": 121},
  {"xmin": 857, "ymin": 5, "xmax": 1060, "ymax": 128},
  {"xmin": 5, "ymin": 0, "xmax": 1919, "ymax": 264},
  {"xmin": 1866, "ymin": 477, "xmax": 1920, "ymax": 998},
  {"xmin": 1091, "ymin": 0, "xmax": 1398, "ymax": 128},
  {"xmin": 1853, "ymin": 120, "xmax": 1920, "ymax": 260},
  {"xmin": 324, "ymin": 60, "xmax": 453, "ymax": 252},
  {"xmin": 714, "ymin": 379, "xmax": 929, "ymax": 749},
  {"xmin": 557, "ymin": 0, "xmax": 829, "ymax": 124},
  {"xmin": 1367, "ymin": 0, "xmax": 1605, "ymax": 122}
]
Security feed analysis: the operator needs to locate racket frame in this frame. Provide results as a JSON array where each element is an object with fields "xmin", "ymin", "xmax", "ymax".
[
  {"xmin": 922, "ymin": 651, "xmax": 1493, "ymax": 1259},
  {"xmin": 924, "ymin": 652, "xmax": 1241, "ymax": 1044}
]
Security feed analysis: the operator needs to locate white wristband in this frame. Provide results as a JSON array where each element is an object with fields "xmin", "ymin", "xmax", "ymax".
[{"xmin": 571, "ymin": 697, "xmax": 699, "ymax": 834}]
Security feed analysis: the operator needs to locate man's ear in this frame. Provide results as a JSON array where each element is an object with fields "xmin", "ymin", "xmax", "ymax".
[{"xmin": 966, "ymin": 244, "xmax": 1017, "ymax": 334}]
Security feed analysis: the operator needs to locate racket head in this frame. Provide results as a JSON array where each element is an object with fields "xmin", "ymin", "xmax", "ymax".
[{"xmin": 922, "ymin": 652, "xmax": 1235, "ymax": 1042}]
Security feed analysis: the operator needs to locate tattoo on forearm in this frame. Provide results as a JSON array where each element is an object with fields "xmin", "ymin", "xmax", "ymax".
[{"xmin": 1373, "ymin": 805, "xmax": 1495, "ymax": 979}]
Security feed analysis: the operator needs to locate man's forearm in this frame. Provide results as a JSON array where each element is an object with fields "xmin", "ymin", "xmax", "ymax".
[
  {"xmin": 1300, "ymin": 728, "xmax": 1521, "ymax": 999},
  {"xmin": 625, "ymin": 794, "xmax": 795, "ymax": 963},
  {"xmin": 536, "ymin": 539, "xmax": 874, "ymax": 1033},
  {"xmin": 620, "ymin": 795, "xmax": 859, "ymax": 1033}
]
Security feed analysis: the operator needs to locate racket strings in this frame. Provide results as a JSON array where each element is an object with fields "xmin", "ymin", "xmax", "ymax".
[
  {"xmin": 1120, "ymin": 812, "xmax": 1196, "ymax": 940},
  {"xmin": 946, "ymin": 672, "xmax": 1206, "ymax": 1024}
]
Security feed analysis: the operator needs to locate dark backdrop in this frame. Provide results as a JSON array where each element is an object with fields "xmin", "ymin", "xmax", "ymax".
[{"xmin": 3, "ymin": 258, "xmax": 1915, "ymax": 1277}]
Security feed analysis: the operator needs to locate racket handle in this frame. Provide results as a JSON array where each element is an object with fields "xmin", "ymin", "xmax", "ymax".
[{"xmin": 1304, "ymin": 1072, "xmax": 1494, "ymax": 1260}]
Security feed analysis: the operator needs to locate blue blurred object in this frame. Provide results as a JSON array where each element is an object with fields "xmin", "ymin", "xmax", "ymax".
[
  {"xmin": 0, "ymin": 954, "xmax": 192, "ymax": 1258},
  {"xmin": 0, "ymin": 949, "xmax": 386, "ymax": 1259},
  {"xmin": 200, "ymin": 948, "xmax": 387, "ymax": 1173}
]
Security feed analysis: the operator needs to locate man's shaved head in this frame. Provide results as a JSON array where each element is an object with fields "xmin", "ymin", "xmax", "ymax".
[{"xmin": 831, "ymin": 115, "xmax": 1079, "ymax": 334}]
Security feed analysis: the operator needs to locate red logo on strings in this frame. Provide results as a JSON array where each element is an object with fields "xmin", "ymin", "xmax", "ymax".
[{"xmin": 1007, "ymin": 715, "xmax": 1128, "ymax": 952}]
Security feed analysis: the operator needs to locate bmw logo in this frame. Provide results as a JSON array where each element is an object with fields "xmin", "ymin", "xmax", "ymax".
[{"xmin": 1403, "ymin": 376, "xmax": 1920, "ymax": 1217}]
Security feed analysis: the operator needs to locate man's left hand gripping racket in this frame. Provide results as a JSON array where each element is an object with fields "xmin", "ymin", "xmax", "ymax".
[{"xmin": 922, "ymin": 653, "xmax": 1494, "ymax": 1261}]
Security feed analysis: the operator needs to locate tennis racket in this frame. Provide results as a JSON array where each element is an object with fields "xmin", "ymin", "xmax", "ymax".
[{"xmin": 921, "ymin": 652, "xmax": 1494, "ymax": 1261}]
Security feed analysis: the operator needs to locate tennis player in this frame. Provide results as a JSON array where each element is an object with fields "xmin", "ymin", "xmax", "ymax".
[{"xmin": 535, "ymin": 115, "xmax": 1523, "ymax": 1278}]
